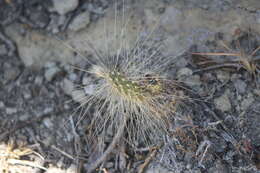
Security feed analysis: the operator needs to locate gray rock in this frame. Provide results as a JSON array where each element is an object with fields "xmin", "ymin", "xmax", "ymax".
[
  {"xmin": 216, "ymin": 71, "xmax": 230, "ymax": 83},
  {"xmin": 84, "ymin": 84, "xmax": 96, "ymax": 96},
  {"xmin": 71, "ymin": 90, "xmax": 86, "ymax": 104},
  {"xmin": 0, "ymin": 101, "xmax": 5, "ymax": 109},
  {"xmin": 184, "ymin": 75, "xmax": 202, "ymax": 88},
  {"xmin": 19, "ymin": 114, "xmax": 30, "ymax": 121},
  {"xmin": 214, "ymin": 91, "xmax": 231, "ymax": 112},
  {"xmin": 177, "ymin": 68, "xmax": 193, "ymax": 78},
  {"xmin": 253, "ymin": 89, "xmax": 260, "ymax": 97},
  {"xmin": 35, "ymin": 76, "xmax": 43, "ymax": 85},
  {"xmin": 28, "ymin": 9, "xmax": 50, "ymax": 28},
  {"xmin": 3, "ymin": 63, "xmax": 20, "ymax": 83},
  {"xmin": 241, "ymin": 93, "xmax": 254, "ymax": 111},
  {"xmin": 44, "ymin": 63, "xmax": 61, "ymax": 81},
  {"xmin": 62, "ymin": 78, "xmax": 74, "ymax": 96},
  {"xmin": 43, "ymin": 118, "xmax": 53, "ymax": 128},
  {"xmin": 234, "ymin": 79, "xmax": 247, "ymax": 94},
  {"xmin": 82, "ymin": 76, "xmax": 96, "ymax": 96},
  {"xmin": 52, "ymin": 0, "xmax": 79, "ymax": 15},
  {"xmin": 68, "ymin": 73, "xmax": 77, "ymax": 81},
  {"xmin": 6, "ymin": 107, "xmax": 18, "ymax": 114},
  {"xmin": 69, "ymin": 11, "xmax": 90, "ymax": 31},
  {"xmin": 5, "ymin": 24, "xmax": 75, "ymax": 68},
  {"xmin": 0, "ymin": 44, "xmax": 8, "ymax": 55}
]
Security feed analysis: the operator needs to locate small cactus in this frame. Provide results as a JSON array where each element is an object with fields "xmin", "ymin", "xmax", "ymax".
[
  {"xmin": 74, "ymin": 41, "xmax": 183, "ymax": 146},
  {"xmin": 70, "ymin": 2, "xmax": 185, "ymax": 146}
]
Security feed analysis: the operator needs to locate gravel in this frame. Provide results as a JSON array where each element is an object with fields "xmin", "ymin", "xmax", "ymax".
[{"xmin": 0, "ymin": 0, "xmax": 259, "ymax": 172}]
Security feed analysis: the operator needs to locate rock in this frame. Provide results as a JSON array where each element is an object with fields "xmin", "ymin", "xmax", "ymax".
[
  {"xmin": 3, "ymin": 63, "xmax": 20, "ymax": 83},
  {"xmin": 19, "ymin": 114, "xmax": 30, "ymax": 121},
  {"xmin": 5, "ymin": 24, "xmax": 75, "ymax": 68},
  {"xmin": 52, "ymin": 0, "xmax": 79, "ymax": 15},
  {"xmin": 68, "ymin": 11, "xmax": 90, "ymax": 31},
  {"xmin": 68, "ymin": 73, "xmax": 77, "ymax": 81},
  {"xmin": 84, "ymin": 84, "xmax": 96, "ymax": 96},
  {"xmin": 71, "ymin": 89, "xmax": 86, "ymax": 104},
  {"xmin": 177, "ymin": 68, "xmax": 193, "ymax": 78},
  {"xmin": 185, "ymin": 75, "xmax": 201, "ymax": 88},
  {"xmin": 82, "ymin": 76, "xmax": 96, "ymax": 95},
  {"xmin": 216, "ymin": 71, "xmax": 230, "ymax": 83},
  {"xmin": 6, "ymin": 107, "xmax": 17, "ymax": 114},
  {"xmin": 35, "ymin": 76, "xmax": 43, "ymax": 85},
  {"xmin": 234, "ymin": 79, "xmax": 247, "ymax": 94},
  {"xmin": 0, "ymin": 44, "xmax": 8, "ymax": 55},
  {"xmin": 43, "ymin": 118, "xmax": 53, "ymax": 128},
  {"xmin": 62, "ymin": 78, "xmax": 74, "ymax": 96},
  {"xmin": 0, "ymin": 101, "xmax": 5, "ymax": 108},
  {"xmin": 27, "ymin": 8, "xmax": 50, "ymax": 28},
  {"xmin": 253, "ymin": 89, "xmax": 260, "ymax": 97},
  {"xmin": 241, "ymin": 93, "xmax": 254, "ymax": 111},
  {"xmin": 44, "ymin": 62, "xmax": 61, "ymax": 81},
  {"xmin": 214, "ymin": 91, "xmax": 231, "ymax": 112}
]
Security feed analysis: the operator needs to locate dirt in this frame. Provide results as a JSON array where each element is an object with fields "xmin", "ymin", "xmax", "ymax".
[{"xmin": 0, "ymin": 0, "xmax": 259, "ymax": 173}]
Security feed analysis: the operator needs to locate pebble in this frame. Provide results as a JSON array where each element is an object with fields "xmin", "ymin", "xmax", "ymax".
[
  {"xmin": 68, "ymin": 11, "xmax": 90, "ymax": 31},
  {"xmin": 35, "ymin": 76, "xmax": 43, "ymax": 85},
  {"xmin": 216, "ymin": 71, "xmax": 230, "ymax": 83},
  {"xmin": 84, "ymin": 84, "xmax": 96, "ymax": 96},
  {"xmin": 27, "ymin": 8, "xmax": 50, "ymax": 28},
  {"xmin": 3, "ymin": 63, "xmax": 20, "ymax": 83},
  {"xmin": 19, "ymin": 114, "xmax": 30, "ymax": 121},
  {"xmin": 177, "ymin": 68, "xmax": 193, "ymax": 78},
  {"xmin": 71, "ymin": 90, "xmax": 86, "ymax": 104},
  {"xmin": 241, "ymin": 93, "xmax": 254, "ymax": 111},
  {"xmin": 185, "ymin": 75, "xmax": 201, "ymax": 88},
  {"xmin": 43, "ymin": 118, "xmax": 53, "ymax": 128},
  {"xmin": 52, "ymin": 0, "xmax": 79, "ymax": 15},
  {"xmin": 6, "ymin": 107, "xmax": 18, "ymax": 114},
  {"xmin": 214, "ymin": 91, "xmax": 231, "ymax": 112},
  {"xmin": 234, "ymin": 79, "xmax": 247, "ymax": 94},
  {"xmin": 68, "ymin": 73, "xmax": 77, "ymax": 81},
  {"xmin": 0, "ymin": 101, "xmax": 5, "ymax": 108},
  {"xmin": 0, "ymin": 44, "xmax": 8, "ymax": 55},
  {"xmin": 44, "ymin": 63, "xmax": 61, "ymax": 81},
  {"xmin": 253, "ymin": 89, "xmax": 260, "ymax": 96},
  {"xmin": 62, "ymin": 78, "xmax": 74, "ymax": 96}
]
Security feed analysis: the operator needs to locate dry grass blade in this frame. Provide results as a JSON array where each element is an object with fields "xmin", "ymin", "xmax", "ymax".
[
  {"xmin": 0, "ymin": 139, "xmax": 46, "ymax": 172},
  {"xmin": 192, "ymin": 31, "xmax": 260, "ymax": 78}
]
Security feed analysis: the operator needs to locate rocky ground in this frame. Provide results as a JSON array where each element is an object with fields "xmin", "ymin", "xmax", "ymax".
[{"xmin": 0, "ymin": 0, "xmax": 260, "ymax": 172}]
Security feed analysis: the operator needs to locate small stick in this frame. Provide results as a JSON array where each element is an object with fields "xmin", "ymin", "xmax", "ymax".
[
  {"xmin": 137, "ymin": 147, "xmax": 159, "ymax": 173},
  {"xmin": 51, "ymin": 145, "xmax": 75, "ymax": 161},
  {"xmin": 87, "ymin": 119, "xmax": 126, "ymax": 173},
  {"xmin": 192, "ymin": 63, "xmax": 241, "ymax": 74},
  {"xmin": 7, "ymin": 159, "xmax": 47, "ymax": 171}
]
